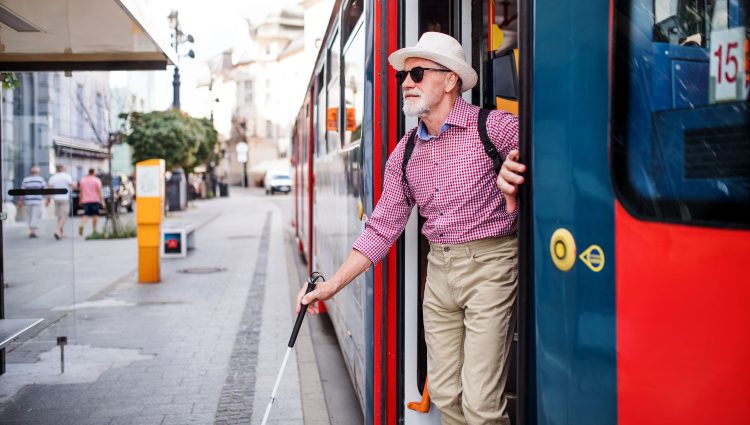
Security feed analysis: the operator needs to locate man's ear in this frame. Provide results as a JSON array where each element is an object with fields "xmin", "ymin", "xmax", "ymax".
[{"xmin": 445, "ymin": 73, "xmax": 458, "ymax": 93}]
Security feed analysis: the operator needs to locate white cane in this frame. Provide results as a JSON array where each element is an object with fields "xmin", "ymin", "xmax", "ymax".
[{"xmin": 260, "ymin": 272, "xmax": 324, "ymax": 425}]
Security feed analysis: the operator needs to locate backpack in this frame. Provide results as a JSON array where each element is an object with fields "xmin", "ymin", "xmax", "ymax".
[{"xmin": 401, "ymin": 109, "xmax": 502, "ymax": 189}]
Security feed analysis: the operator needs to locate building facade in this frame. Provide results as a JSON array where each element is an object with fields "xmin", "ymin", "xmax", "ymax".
[
  {"xmin": 2, "ymin": 72, "xmax": 111, "ymax": 220},
  {"xmin": 202, "ymin": 0, "xmax": 333, "ymax": 186}
]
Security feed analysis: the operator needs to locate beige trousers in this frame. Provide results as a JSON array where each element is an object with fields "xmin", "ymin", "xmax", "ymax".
[{"xmin": 424, "ymin": 235, "xmax": 518, "ymax": 425}]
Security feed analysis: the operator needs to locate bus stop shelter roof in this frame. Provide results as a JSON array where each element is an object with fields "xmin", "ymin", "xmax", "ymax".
[{"xmin": 0, "ymin": 0, "xmax": 175, "ymax": 71}]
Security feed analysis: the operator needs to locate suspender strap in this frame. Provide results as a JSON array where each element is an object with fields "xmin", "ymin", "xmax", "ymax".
[
  {"xmin": 401, "ymin": 127, "xmax": 418, "ymax": 187},
  {"xmin": 478, "ymin": 109, "xmax": 502, "ymax": 175}
]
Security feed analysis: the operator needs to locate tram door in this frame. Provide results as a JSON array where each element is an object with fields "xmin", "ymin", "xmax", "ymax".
[
  {"xmin": 401, "ymin": 0, "xmax": 520, "ymax": 423},
  {"xmin": 401, "ymin": 0, "xmax": 465, "ymax": 423},
  {"xmin": 528, "ymin": 0, "xmax": 750, "ymax": 423},
  {"xmin": 1, "ymin": 72, "xmax": 82, "ymax": 373}
]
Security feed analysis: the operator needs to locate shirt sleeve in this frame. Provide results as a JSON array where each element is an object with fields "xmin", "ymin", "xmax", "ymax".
[
  {"xmin": 352, "ymin": 134, "xmax": 416, "ymax": 265},
  {"xmin": 487, "ymin": 110, "xmax": 519, "ymax": 160},
  {"xmin": 488, "ymin": 110, "xmax": 520, "ymax": 218}
]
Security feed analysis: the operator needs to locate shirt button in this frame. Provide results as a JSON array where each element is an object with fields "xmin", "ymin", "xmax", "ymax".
[
  {"xmin": 435, "ymin": 188, "xmax": 439, "ymax": 192},
  {"xmin": 443, "ymin": 246, "xmax": 449, "ymax": 252},
  {"xmin": 439, "ymin": 212, "xmax": 443, "ymax": 216},
  {"xmin": 434, "ymin": 162, "xmax": 439, "ymax": 166},
  {"xmin": 439, "ymin": 233, "xmax": 444, "ymax": 237}
]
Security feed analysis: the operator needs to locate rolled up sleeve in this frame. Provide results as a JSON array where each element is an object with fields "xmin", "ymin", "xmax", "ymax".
[{"xmin": 353, "ymin": 139, "xmax": 415, "ymax": 265}]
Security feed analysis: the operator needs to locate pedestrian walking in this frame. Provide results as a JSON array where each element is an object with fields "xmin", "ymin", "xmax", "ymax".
[
  {"xmin": 296, "ymin": 32, "xmax": 520, "ymax": 424},
  {"xmin": 18, "ymin": 165, "xmax": 47, "ymax": 238},
  {"xmin": 78, "ymin": 169, "xmax": 104, "ymax": 236},
  {"xmin": 47, "ymin": 164, "xmax": 76, "ymax": 239}
]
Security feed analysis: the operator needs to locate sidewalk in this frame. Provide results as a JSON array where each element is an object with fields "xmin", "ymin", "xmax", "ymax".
[{"xmin": 0, "ymin": 188, "xmax": 352, "ymax": 424}]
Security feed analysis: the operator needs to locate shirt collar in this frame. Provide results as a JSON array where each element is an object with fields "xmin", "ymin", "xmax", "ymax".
[{"xmin": 416, "ymin": 96, "xmax": 471, "ymax": 141}]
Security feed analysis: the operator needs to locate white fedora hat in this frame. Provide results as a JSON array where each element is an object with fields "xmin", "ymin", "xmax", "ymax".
[{"xmin": 388, "ymin": 32, "xmax": 478, "ymax": 92}]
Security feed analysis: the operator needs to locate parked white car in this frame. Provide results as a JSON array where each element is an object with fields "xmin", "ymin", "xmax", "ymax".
[{"xmin": 264, "ymin": 170, "xmax": 292, "ymax": 195}]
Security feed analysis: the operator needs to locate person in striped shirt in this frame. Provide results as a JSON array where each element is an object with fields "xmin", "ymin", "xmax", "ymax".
[
  {"xmin": 297, "ymin": 32, "xmax": 521, "ymax": 424},
  {"xmin": 18, "ymin": 165, "xmax": 47, "ymax": 238}
]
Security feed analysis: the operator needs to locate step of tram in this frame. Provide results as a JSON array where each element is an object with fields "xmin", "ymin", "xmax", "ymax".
[{"xmin": 503, "ymin": 332, "xmax": 519, "ymax": 424}]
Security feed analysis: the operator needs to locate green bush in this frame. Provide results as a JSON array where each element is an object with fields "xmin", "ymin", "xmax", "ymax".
[{"xmin": 86, "ymin": 222, "xmax": 137, "ymax": 240}]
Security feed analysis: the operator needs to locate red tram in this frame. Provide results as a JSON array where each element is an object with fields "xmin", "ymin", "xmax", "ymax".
[{"xmin": 292, "ymin": 0, "xmax": 750, "ymax": 424}]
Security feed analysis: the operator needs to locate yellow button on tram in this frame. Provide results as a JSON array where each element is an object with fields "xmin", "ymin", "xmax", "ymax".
[{"xmin": 550, "ymin": 228, "xmax": 576, "ymax": 272}]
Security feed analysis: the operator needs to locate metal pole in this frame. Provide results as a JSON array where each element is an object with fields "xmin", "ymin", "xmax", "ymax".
[
  {"xmin": 1, "ymin": 86, "xmax": 6, "ymax": 375},
  {"xmin": 172, "ymin": 67, "xmax": 181, "ymax": 110},
  {"xmin": 243, "ymin": 162, "xmax": 248, "ymax": 188}
]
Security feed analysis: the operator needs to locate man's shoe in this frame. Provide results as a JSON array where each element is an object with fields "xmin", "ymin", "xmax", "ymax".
[
  {"xmin": 29, "ymin": 233, "xmax": 37, "ymax": 238},
  {"xmin": 54, "ymin": 232, "xmax": 61, "ymax": 240}
]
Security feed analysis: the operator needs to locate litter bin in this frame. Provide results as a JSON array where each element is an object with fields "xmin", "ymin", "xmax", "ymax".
[
  {"xmin": 166, "ymin": 170, "xmax": 185, "ymax": 211},
  {"xmin": 219, "ymin": 182, "xmax": 229, "ymax": 197}
]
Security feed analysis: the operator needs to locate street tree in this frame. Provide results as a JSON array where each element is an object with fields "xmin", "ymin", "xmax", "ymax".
[{"xmin": 121, "ymin": 109, "xmax": 219, "ymax": 172}]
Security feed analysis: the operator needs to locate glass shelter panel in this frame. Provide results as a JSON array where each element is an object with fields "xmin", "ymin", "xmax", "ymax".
[{"xmin": 2, "ymin": 72, "xmax": 83, "ymax": 353}]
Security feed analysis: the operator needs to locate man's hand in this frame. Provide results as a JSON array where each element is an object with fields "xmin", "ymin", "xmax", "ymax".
[
  {"xmin": 295, "ymin": 280, "xmax": 338, "ymax": 315},
  {"xmin": 496, "ymin": 149, "xmax": 525, "ymax": 213}
]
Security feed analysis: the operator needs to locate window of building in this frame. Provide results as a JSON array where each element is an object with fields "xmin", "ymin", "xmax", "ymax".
[
  {"xmin": 95, "ymin": 92, "xmax": 104, "ymax": 141},
  {"xmin": 612, "ymin": 0, "xmax": 749, "ymax": 227},
  {"xmin": 76, "ymin": 84, "xmax": 84, "ymax": 139},
  {"xmin": 52, "ymin": 74, "xmax": 61, "ymax": 132},
  {"xmin": 244, "ymin": 80, "xmax": 254, "ymax": 103}
]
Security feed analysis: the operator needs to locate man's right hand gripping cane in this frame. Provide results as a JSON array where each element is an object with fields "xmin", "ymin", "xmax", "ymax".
[
  {"xmin": 496, "ymin": 149, "xmax": 525, "ymax": 213},
  {"xmin": 296, "ymin": 250, "xmax": 373, "ymax": 315}
]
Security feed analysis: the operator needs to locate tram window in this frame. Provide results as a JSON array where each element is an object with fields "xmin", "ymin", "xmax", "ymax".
[
  {"xmin": 653, "ymin": 0, "xmax": 730, "ymax": 47},
  {"xmin": 342, "ymin": 0, "xmax": 364, "ymax": 43},
  {"xmin": 492, "ymin": 0, "xmax": 519, "ymax": 52},
  {"xmin": 419, "ymin": 0, "xmax": 455, "ymax": 36},
  {"xmin": 612, "ymin": 0, "xmax": 750, "ymax": 227},
  {"xmin": 327, "ymin": 32, "xmax": 341, "ymax": 152},
  {"xmin": 316, "ymin": 70, "xmax": 327, "ymax": 157},
  {"xmin": 343, "ymin": 23, "xmax": 365, "ymax": 147}
]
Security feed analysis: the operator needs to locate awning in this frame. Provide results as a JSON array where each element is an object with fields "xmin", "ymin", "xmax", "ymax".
[
  {"xmin": 0, "ymin": 0, "xmax": 175, "ymax": 71},
  {"xmin": 54, "ymin": 136, "xmax": 110, "ymax": 159}
]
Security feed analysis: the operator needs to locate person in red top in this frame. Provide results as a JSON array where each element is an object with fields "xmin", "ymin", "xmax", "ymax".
[
  {"xmin": 78, "ymin": 168, "xmax": 104, "ymax": 236},
  {"xmin": 296, "ymin": 32, "xmax": 519, "ymax": 424}
]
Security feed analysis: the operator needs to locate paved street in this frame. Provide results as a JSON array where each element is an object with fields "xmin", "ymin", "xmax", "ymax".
[{"xmin": 0, "ymin": 188, "xmax": 362, "ymax": 424}]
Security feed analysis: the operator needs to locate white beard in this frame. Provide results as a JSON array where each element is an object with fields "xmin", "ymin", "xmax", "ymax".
[{"xmin": 402, "ymin": 89, "xmax": 430, "ymax": 117}]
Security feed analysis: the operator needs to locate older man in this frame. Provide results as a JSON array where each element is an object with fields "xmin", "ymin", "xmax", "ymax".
[
  {"xmin": 18, "ymin": 165, "xmax": 47, "ymax": 238},
  {"xmin": 47, "ymin": 164, "xmax": 75, "ymax": 239},
  {"xmin": 297, "ymin": 32, "xmax": 519, "ymax": 424}
]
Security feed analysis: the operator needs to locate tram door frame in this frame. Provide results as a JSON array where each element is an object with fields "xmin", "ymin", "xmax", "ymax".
[{"xmin": 399, "ymin": 0, "xmax": 474, "ymax": 423}]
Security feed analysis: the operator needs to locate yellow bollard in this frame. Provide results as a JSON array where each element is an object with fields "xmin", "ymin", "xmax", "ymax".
[{"xmin": 135, "ymin": 159, "xmax": 165, "ymax": 283}]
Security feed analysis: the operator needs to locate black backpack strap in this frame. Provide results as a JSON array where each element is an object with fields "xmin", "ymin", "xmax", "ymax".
[
  {"xmin": 401, "ymin": 126, "xmax": 419, "ymax": 188},
  {"xmin": 478, "ymin": 109, "xmax": 502, "ymax": 175}
]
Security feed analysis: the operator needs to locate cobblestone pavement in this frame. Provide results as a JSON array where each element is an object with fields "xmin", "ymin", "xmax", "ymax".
[{"xmin": 0, "ymin": 189, "xmax": 354, "ymax": 424}]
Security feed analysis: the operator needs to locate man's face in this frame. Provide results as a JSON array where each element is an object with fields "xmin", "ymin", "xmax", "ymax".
[{"xmin": 401, "ymin": 57, "xmax": 453, "ymax": 117}]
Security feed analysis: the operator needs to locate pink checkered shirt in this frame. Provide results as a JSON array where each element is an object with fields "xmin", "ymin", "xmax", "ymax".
[{"xmin": 353, "ymin": 97, "xmax": 519, "ymax": 265}]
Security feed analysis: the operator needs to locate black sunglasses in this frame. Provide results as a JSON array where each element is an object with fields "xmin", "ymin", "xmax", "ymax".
[{"xmin": 395, "ymin": 66, "xmax": 451, "ymax": 84}]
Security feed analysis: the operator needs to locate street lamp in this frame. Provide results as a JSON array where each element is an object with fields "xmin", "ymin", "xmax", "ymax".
[{"xmin": 168, "ymin": 10, "xmax": 195, "ymax": 110}]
